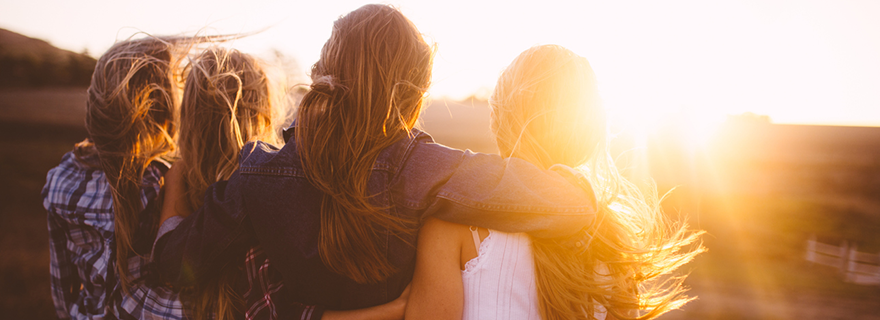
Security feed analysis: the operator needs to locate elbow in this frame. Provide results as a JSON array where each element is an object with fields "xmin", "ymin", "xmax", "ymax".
[
  {"xmin": 151, "ymin": 235, "xmax": 179, "ymax": 286},
  {"xmin": 530, "ymin": 212, "xmax": 594, "ymax": 239},
  {"xmin": 151, "ymin": 233, "xmax": 195, "ymax": 288},
  {"xmin": 565, "ymin": 212, "xmax": 595, "ymax": 237}
]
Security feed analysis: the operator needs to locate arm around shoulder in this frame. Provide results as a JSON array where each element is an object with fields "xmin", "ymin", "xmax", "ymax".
[
  {"xmin": 152, "ymin": 173, "xmax": 255, "ymax": 288},
  {"xmin": 399, "ymin": 141, "xmax": 596, "ymax": 238},
  {"xmin": 322, "ymin": 285, "xmax": 409, "ymax": 320}
]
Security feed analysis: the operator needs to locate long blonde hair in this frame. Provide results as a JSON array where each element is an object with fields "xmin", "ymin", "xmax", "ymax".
[
  {"xmin": 294, "ymin": 4, "xmax": 434, "ymax": 284},
  {"xmin": 78, "ymin": 36, "xmax": 185, "ymax": 293},
  {"xmin": 179, "ymin": 47, "xmax": 281, "ymax": 212},
  {"xmin": 489, "ymin": 45, "xmax": 704, "ymax": 320},
  {"xmin": 178, "ymin": 47, "xmax": 282, "ymax": 320}
]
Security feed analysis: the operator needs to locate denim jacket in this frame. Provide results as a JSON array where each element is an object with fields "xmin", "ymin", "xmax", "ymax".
[{"xmin": 154, "ymin": 129, "xmax": 596, "ymax": 311}]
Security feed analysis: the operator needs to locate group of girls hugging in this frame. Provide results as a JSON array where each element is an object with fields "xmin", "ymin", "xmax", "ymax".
[
  {"xmin": 43, "ymin": 35, "xmax": 283, "ymax": 319},
  {"xmin": 43, "ymin": 3, "xmax": 703, "ymax": 320}
]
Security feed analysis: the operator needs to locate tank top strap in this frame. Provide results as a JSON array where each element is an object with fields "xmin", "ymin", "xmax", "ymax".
[{"xmin": 469, "ymin": 226, "xmax": 481, "ymax": 253}]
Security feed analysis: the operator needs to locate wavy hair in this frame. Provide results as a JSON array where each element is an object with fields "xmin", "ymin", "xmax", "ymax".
[
  {"xmin": 179, "ymin": 47, "xmax": 281, "ymax": 212},
  {"xmin": 76, "ymin": 35, "xmax": 187, "ymax": 294},
  {"xmin": 294, "ymin": 4, "xmax": 435, "ymax": 284},
  {"xmin": 177, "ymin": 46, "xmax": 282, "ymax": 320},
  {"xmin": 489, "ymin": 45, "xmax": 704, "ymax": 320}
]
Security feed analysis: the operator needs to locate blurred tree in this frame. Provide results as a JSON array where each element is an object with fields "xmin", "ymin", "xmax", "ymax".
[{"xmin": 0, "ymin": 28, "xmax": 96, "ymax": 88}]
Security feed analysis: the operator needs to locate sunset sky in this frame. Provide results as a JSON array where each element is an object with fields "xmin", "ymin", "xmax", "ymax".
[{"xmin": 2, "ymin": 0, "xmax": 879, "ymax": 131}]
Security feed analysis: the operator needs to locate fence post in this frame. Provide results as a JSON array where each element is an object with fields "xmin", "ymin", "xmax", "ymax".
[
  {"xmin": 805, "ymin": 234, "xmax": 816, "ymax": 263},
  {"xmin": 846, "ymin": 244, "xmax": 858, "ymax": 283},
  {"xmin": 875, "ymin": 248, "xmax": 880, "ymax": 285},
  {"xmin": 839, "ymin": 240, "xmax": 849, "ymax": 275}
]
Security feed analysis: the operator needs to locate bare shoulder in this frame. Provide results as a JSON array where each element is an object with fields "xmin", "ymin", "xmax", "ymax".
[
  {"xmin": 420, "ymin": 218, "xmax": 489, "ymax": 270},
  {"xmin": 419, "ymin": 218, "xmax": 470, "ymax": 245}
]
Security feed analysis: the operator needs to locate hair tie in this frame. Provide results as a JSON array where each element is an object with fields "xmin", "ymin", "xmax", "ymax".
[{"xmin": 311, "ymin": 75, "xmax": 338, "ymax": 94}]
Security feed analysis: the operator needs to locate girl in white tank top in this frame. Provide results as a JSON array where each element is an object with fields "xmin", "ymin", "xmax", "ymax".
[
  {"xmin": 404, "ymin": 45, "xmax": 703, "ymax": 320},
  {"xmin": 461, "ymin": 228, "xmax": 607, "ymax": 320},
  {"xmin": 461, "ymin": 228, "xmax": 542, "ymax": 320},
  {"xmin": 407, "ymin": 219, "xmax": 608, "ymax": 320}
]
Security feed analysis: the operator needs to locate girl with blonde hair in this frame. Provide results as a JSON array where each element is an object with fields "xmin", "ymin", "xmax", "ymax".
[
  {"xmin": 160, "ymin": 46, "xmax": 411, "ymax": 320},
  {"xmin": 154, "ymin": 5, "xmax": 603, "ymax": 319},
  {"xmin": 406, "ymin": 45, "xmax": 704, "ymax": 320},
  {"xmin": 43, "ymin": 35, "xmax": 187, "ymax": 319},
  {"xmin": 158, "ymin": 46, "xmax": 283, "ymax": 320},
  {"xmin": 173, "ymin": 47, "xmax": 282, "ymax": 215}
]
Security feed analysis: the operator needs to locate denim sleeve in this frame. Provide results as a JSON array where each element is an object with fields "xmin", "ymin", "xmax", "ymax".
[
  {"xmin": 395, "ymin": 140, "xmax": 597, "ymax": 238},
  {"xmin": 152, "ymin": 172, "xmax": 255, "ymax": 288}
]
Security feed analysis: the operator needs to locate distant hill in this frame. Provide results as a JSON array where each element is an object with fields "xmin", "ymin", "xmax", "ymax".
[
  {"xmin": 0, "ymin": 28, "xmax": 95, "ymax": 87},
  {"xmin": 647, "ymin": 117, "xmax": 880, "ymax": 217}
]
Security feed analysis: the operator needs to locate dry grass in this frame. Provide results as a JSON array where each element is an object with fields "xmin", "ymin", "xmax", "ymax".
[{"xmin": 0, "ymin": 124, "xmax": 87, "ymax": 319}]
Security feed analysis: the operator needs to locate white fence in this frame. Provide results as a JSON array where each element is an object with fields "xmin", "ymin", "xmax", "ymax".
[{"xmin": 805, "ymin": 234, "xmax": 880, "ymax": 286}]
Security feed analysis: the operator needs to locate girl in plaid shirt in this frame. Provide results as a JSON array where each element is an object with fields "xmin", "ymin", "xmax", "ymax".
[{"xmin": 43, "ymin": 36, "xmax": 187, "ymax": 319}]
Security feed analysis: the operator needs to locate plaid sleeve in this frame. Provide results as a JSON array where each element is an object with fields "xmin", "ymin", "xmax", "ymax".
[
  {"xmin": 113, "ymin": 162, "xmax": 184, "ymax": 320},
  {"xmin": 243, "ymin": 246, "xmax": 324, "ymax": 320},
  {"xmin": 43, "ymin": 152, "xmax": 183, "ymax": 320},
  {"xmin": 47, "ymin": 209, "xmax": 78, "ymax": 320},
  {"xmin": 43, "ymin": 158, "xmax": 84, "ymax": 320}
]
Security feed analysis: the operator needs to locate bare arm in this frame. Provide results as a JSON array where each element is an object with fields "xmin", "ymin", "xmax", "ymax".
[
  {"xmin": 322, "ymin": 285, "xmax": 410, "ymax": 320},
  {"xmin": 405, "ymin": 218, "xmax": 466, "ymax": 320},
  {"xmin": 159, "ymin": 162, "xmax": 190, "ymax": 226}
]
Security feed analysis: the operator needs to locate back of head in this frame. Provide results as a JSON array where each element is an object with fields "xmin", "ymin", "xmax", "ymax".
[
  {"xmin": 302, "ymin": 3, "xmax": 433, "ymax": 136},
  {"xmin": 294, "ymin": 4, "xmax": 434, "ymax": 284},
  {"xmin": 490, "ymin": 45, "xmax": 704, "ymax": 320},
  {"xmin": 86, "ymin": 37, "xmax": 178, "ymax": 159},
  {"xmin": 489, "ymin": 45, "xmax": 604, "ymax": 170},
  {"xmin": 179, "ymin": 46, "xmax": 279, "ymax": 212},
  {"xmin": 83, "ymin": 35, "xmax": 182, "ymax": 293}
]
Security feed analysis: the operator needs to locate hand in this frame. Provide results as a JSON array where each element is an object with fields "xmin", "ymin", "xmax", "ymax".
[
  {"xmin": 320, "ymin": 284, "xmax": 412, "ymax": 320},
  {"xmin": 390, "ymin": 284, "xmax": 411, "ymax": 319}
]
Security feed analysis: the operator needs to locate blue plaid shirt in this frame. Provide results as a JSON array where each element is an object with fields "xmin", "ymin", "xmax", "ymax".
[{"xmin": 43, "ymin": 150, "xmax": 183, "ymax": 320}]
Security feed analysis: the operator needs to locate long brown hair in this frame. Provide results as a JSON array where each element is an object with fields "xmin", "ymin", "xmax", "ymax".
[
  {"xmin": 489, "ymin": 45, "xmax": 704, "ymax": 320},
  {"xmin": 79, "ymin": 36, "xmax": 185, "ymax": 293},
  {"xmin": 294, "ymin": 4, "xmax": 435, "ymax": 284},
  {"xmin": 178, "ymin": 47, "xmax": 282, "ymax": 320}
]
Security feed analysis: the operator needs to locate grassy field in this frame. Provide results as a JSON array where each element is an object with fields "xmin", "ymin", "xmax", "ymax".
[
  {"xmin": 2, "ymin": 88, "xmax": 879, "ymax": 319},
  {"xmin": 0, "ymin": 88, "xmax": 104, "ymax": 318}
]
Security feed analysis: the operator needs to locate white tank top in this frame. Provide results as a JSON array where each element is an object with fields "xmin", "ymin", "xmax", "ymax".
[{"xmin": 461, "ymin": 230, "xmax": 607, "ymax": 320}]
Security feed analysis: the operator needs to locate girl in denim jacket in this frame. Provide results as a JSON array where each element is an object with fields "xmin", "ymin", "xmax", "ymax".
[
  {"xmin": 159, "ymin": 46, "xmax": 410, "ymax": 320},
  {"xmin": 154, "ymin": 5, "xmax": 600, "ymax": 317}
]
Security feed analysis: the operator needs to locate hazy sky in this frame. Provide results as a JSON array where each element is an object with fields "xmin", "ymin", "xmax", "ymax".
[{"xmin": 2, "ymin": 0, "xmax": 879, "ymax": 130}]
